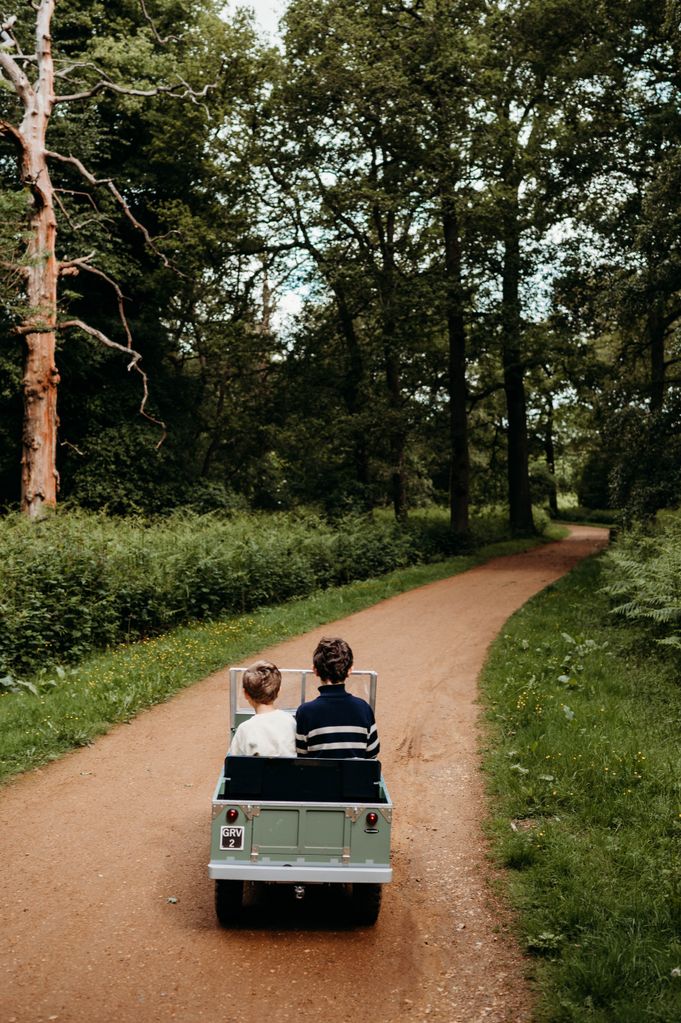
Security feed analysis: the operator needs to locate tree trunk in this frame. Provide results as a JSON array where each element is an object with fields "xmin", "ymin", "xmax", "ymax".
[
  {"xmin": 7, "ymin": 0, "xmax": 60, "ymax": 517},
  {"xmin": 544, "ymin": 396, "xmax": 558, "ymax": 517},
  {"xmin": 334, "ymin": 285, "xmax": 371, "ymax": 504},
  {"xmin": 374, "ymin": 201, "xmax": 407, "ymax": 523},
  {"xmin": 501, "ymin": 177, "xmax": 534, "ymax": 536},
  {"xmin": 384, "ymin": 344, "xmax": 407, "ymax": 522},
  {"xmin": 648, "ymin": 307, "xmax": 666, "ymax": 414},
  {"xmin": 442, "ymin": 199, "xmax": 470, "ymax": 538}
]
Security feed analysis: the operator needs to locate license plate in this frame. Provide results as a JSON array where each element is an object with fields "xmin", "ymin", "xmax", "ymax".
[{"xmin": 220, "ymin": 825, "xmax": 245, "ymax": 850}]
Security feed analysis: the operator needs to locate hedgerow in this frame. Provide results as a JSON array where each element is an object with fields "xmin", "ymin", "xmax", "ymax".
[{"xmin": 0, "ymin": 506, "xmax": 541, "ymax": 680}]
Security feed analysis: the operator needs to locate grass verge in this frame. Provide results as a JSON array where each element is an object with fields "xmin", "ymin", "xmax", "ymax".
[
  {"xmin": 0, "ymin": 529, "xmax": 563, "ymax": 786},
  {"xmin": 481, "ymin": 554, "xmax": 681, "ymax": 1023}
]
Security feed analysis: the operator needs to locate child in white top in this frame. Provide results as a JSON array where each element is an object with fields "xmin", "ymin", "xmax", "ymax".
[{"xmin": 228, "ymin": 660, "xmax": 296, "ymax": 757}]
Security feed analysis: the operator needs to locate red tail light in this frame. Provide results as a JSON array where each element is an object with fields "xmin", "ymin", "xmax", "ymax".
[
  {"xmin": 366, "ymin": 811, "xmax": 378, "ymax": 827},
  {"xmin": 226, "ymin": 808, "xmax": 239, "ymax": 823}
]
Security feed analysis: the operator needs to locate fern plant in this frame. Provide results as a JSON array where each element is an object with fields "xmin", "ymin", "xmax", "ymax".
[{"xmin": 602, "ymin": 515, "xmax": 681, "ymax": 650}]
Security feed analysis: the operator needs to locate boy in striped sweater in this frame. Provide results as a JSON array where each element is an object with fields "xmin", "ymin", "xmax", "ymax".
[{"xmin": 295, "ymin": 637, "xmax": 380, "ymax": 759}]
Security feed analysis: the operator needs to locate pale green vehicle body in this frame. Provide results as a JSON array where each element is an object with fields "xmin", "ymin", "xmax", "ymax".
[{"xmin": 208, "ymin": 668, "xmax": 393, "ymax": 886}]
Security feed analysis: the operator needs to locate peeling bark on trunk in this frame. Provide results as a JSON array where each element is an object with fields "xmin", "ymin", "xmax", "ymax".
[
  {"xmin": 2, "ymin": 0, "xmax": 59, "ymax": 517},
  {"xmin": 22, "ymin": 117, "xmax": 60, "ymax": 517}
]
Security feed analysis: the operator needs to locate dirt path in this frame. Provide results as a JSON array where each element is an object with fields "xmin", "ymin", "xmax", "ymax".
[{"xmin": 0, "ymin": 526, "xmax": 607, "ymax": 1023}]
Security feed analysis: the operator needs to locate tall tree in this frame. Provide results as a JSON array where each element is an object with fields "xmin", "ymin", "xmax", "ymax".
[
  {"xmin": 392, "ymin": 0, "xmax": 480, "ymax": 538},
  {"xmin": 270, "ymin": 0, "xmax": 448, "ymax": 520},
  {"xmin": 466, "ymin": 0, "xmax": 629, "ymax": 532}
]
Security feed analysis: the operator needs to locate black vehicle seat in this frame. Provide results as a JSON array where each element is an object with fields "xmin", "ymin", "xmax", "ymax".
[{"xmin": 223, "ymin": 755, "xmax": 384, "ymax": 803}]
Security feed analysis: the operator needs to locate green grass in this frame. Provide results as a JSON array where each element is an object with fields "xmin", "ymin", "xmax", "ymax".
[
  {"xmin": 0, "ymin": 529, "xmax": 563, "ymax": 785},
  {"xmin": 481, "ymin": 554, "xmax": 681, "ymax": 1023}
]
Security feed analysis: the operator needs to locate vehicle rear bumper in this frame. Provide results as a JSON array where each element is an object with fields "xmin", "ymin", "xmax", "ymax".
[{"xmin": 208, "ymin": 861, "xmax": 392, "ymax": 883}]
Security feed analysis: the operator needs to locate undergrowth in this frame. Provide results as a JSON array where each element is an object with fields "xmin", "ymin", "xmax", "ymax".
[
  {"xmin": 0, "ymin": 529, "xmax": 559, "ymax": 784},
  {"xmin": 550, "ymin": 507, "xmax": 619, "ymax": 527},
  {"xmin": 481, "ymin": 555, "xmax": 681, "ymax": 1023},
  {"xmin": 602, "ymin": 513, "xmax": 681, "ymax": 650},
  {"xmin": 0, "ymin": 505, "xmax": 548, "ymax": 682}
]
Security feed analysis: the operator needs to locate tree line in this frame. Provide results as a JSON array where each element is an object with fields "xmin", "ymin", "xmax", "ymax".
[{"xmin": 1, "ymin": 0, "xmax": 679, "ymax": 530}]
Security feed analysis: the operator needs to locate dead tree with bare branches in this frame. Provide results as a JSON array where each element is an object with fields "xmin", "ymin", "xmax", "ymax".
[{"xmin": 0, "ymin": 0, "xmax": 217, "ymax": 517}]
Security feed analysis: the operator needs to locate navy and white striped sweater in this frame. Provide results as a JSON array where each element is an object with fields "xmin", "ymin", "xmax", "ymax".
[{"xmin": 295, "ymin": 683, "xmax": 380, "ymax": 759}]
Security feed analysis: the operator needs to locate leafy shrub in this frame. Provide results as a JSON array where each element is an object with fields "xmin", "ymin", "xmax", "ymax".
[
  {"xmin": 602, "ymin": 516, "xmax": 681, "ymax": 650},
  {"xmin": 577, "ymin": 451, "xmax": 613, "ymax": 510},
  {"xmin": 606, "ymin": 398, "xmax": 681, "ymax": 523},
  {"xmin": 552, "ymin": 506, "xmax": 620, "ymax": 526},
  {"xmin": 0, "ymin": 506, "xmax": 515, "ymax": 677}
]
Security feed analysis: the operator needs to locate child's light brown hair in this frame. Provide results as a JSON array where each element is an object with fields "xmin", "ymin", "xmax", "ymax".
[{"xmin": 242, "ymin": 660, "xmax": 282, "ymax": 705}]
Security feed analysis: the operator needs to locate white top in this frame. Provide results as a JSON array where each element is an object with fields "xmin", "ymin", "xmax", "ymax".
[{"xmin": 228, "ymin": 709, "xmax": 297, "ymax": 758}]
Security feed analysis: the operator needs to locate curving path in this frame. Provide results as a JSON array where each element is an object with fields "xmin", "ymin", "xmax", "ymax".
[{"xmin": 0, "ymin": 526, "xmax": 608, "ymax": 1023}]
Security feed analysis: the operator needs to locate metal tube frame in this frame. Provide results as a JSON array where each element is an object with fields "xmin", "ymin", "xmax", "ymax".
[{"xmin": 229, "ymin": 667, "xmax": 380, "ymax": 728}]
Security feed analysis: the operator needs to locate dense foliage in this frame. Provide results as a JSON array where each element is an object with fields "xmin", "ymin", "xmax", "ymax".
[
  {"xmin": 0, "ymin": 506, "xmax": 540, "ymax": 680},
  {"xmin": 1, "ymin": 1, "xmax": 679, "ymax": 530}
]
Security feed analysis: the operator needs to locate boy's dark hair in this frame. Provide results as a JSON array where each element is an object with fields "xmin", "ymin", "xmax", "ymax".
[
  {"xmin": 242, "ymin": 660, "xmax": 282, "ymax": 705},
  {"xmin": 313, "ymin": 637, "xmax": 353, "ymax": 683}
]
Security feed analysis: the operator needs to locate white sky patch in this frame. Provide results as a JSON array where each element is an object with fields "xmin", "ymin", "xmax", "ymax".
[
  {"xmin": 227, "ymin": 0, "xmax": 287, "ymax": 36},
  {"xmin": 272, "ymin": 288, "xmax": 303, "ymax": 331}
]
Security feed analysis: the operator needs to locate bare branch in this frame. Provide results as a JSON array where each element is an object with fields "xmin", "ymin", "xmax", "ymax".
[
  {"xmin": 59, "ymin": 318, "xmax": 167, "ymax": 443},
  {"xmin": 2, "ymin": 14, "xmax": 39, "ymax": 64},
  {"xmin": 0, "ymin": 118, "xmax": 27, "ymax": 153},
  {"xmin": 59, "ymin": 438, "xmax": 84, "ymax": 456},
  {"xmin": 60, "ymin": 257, "xmax": 135, "ymax": 349},
  {"xmin": 45, "ymin": 149, "xmax": 173, "ymax": 268},
  {"xmin": 139, "ymin": 0, "xmax": 179, "ymax": 45},
  {"xmin": 52, "ymin": 188, "xmax": 75, "ymax": 230},
  {"xmin": 0, "ymin": 50, "xmax": 33, "ymax": 106},
  {"xmin": 53, "ymin": 187, "xmax": 116, "ymax": 232},
  {"xmin": 1, "ymin": 14, "xmax": 17, "ymax": 39},
  {"xmin": 0, "ymin": 259, "xmax": 28, "ymax": 278},
  {"xmin": 53, "ymin": 186, "xmax": 104, "ymax": 214},
  {"xmin": 75, "ymin": 214, "xmax": 113, "ymax": 232},
  {"xmin": 58, "ymin": 250, "xmax": 95, "ymax": 275},
  {"xmin": 54, "ymin": 76, "xmax": 218, "ymax": 106},
  {"xmin": 53, "ymin": 59, "xmax": 116, "ymax": 80},
  {"xmin": 59, "ymin": 317, "xmax": 135, "ymax": 361},
  {"xmin": 14, "ymin": 322, "xmax": 54, "ymax": 334}
]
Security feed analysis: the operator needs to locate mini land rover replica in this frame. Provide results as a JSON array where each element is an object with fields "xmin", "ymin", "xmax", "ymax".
[{"xmin": 209, "ymin": 668, "xmax": 393, "ymax": 926}]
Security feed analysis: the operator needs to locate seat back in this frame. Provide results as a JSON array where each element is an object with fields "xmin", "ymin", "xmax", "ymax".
[{"xmin": 223, "ymin": 755, "xmax": 383, "ymax": 803}]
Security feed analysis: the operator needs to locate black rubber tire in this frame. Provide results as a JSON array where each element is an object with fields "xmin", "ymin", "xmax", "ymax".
[
  {"xmin": 348, "ymin": 882, "xmax": 382, "ymax": 926},
  {"xmin": 214, "ymin": 879, "xmax": 244, "ymax": 926}
]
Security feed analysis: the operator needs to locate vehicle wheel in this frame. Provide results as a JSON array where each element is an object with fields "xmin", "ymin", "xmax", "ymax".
[
  {"xmin": 348, "ymin": 883, "xmax": 382, "ymax": 926},
  {"xmin": 215, "ymin": 879, "xmax": 244, "ymax": 926}
]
